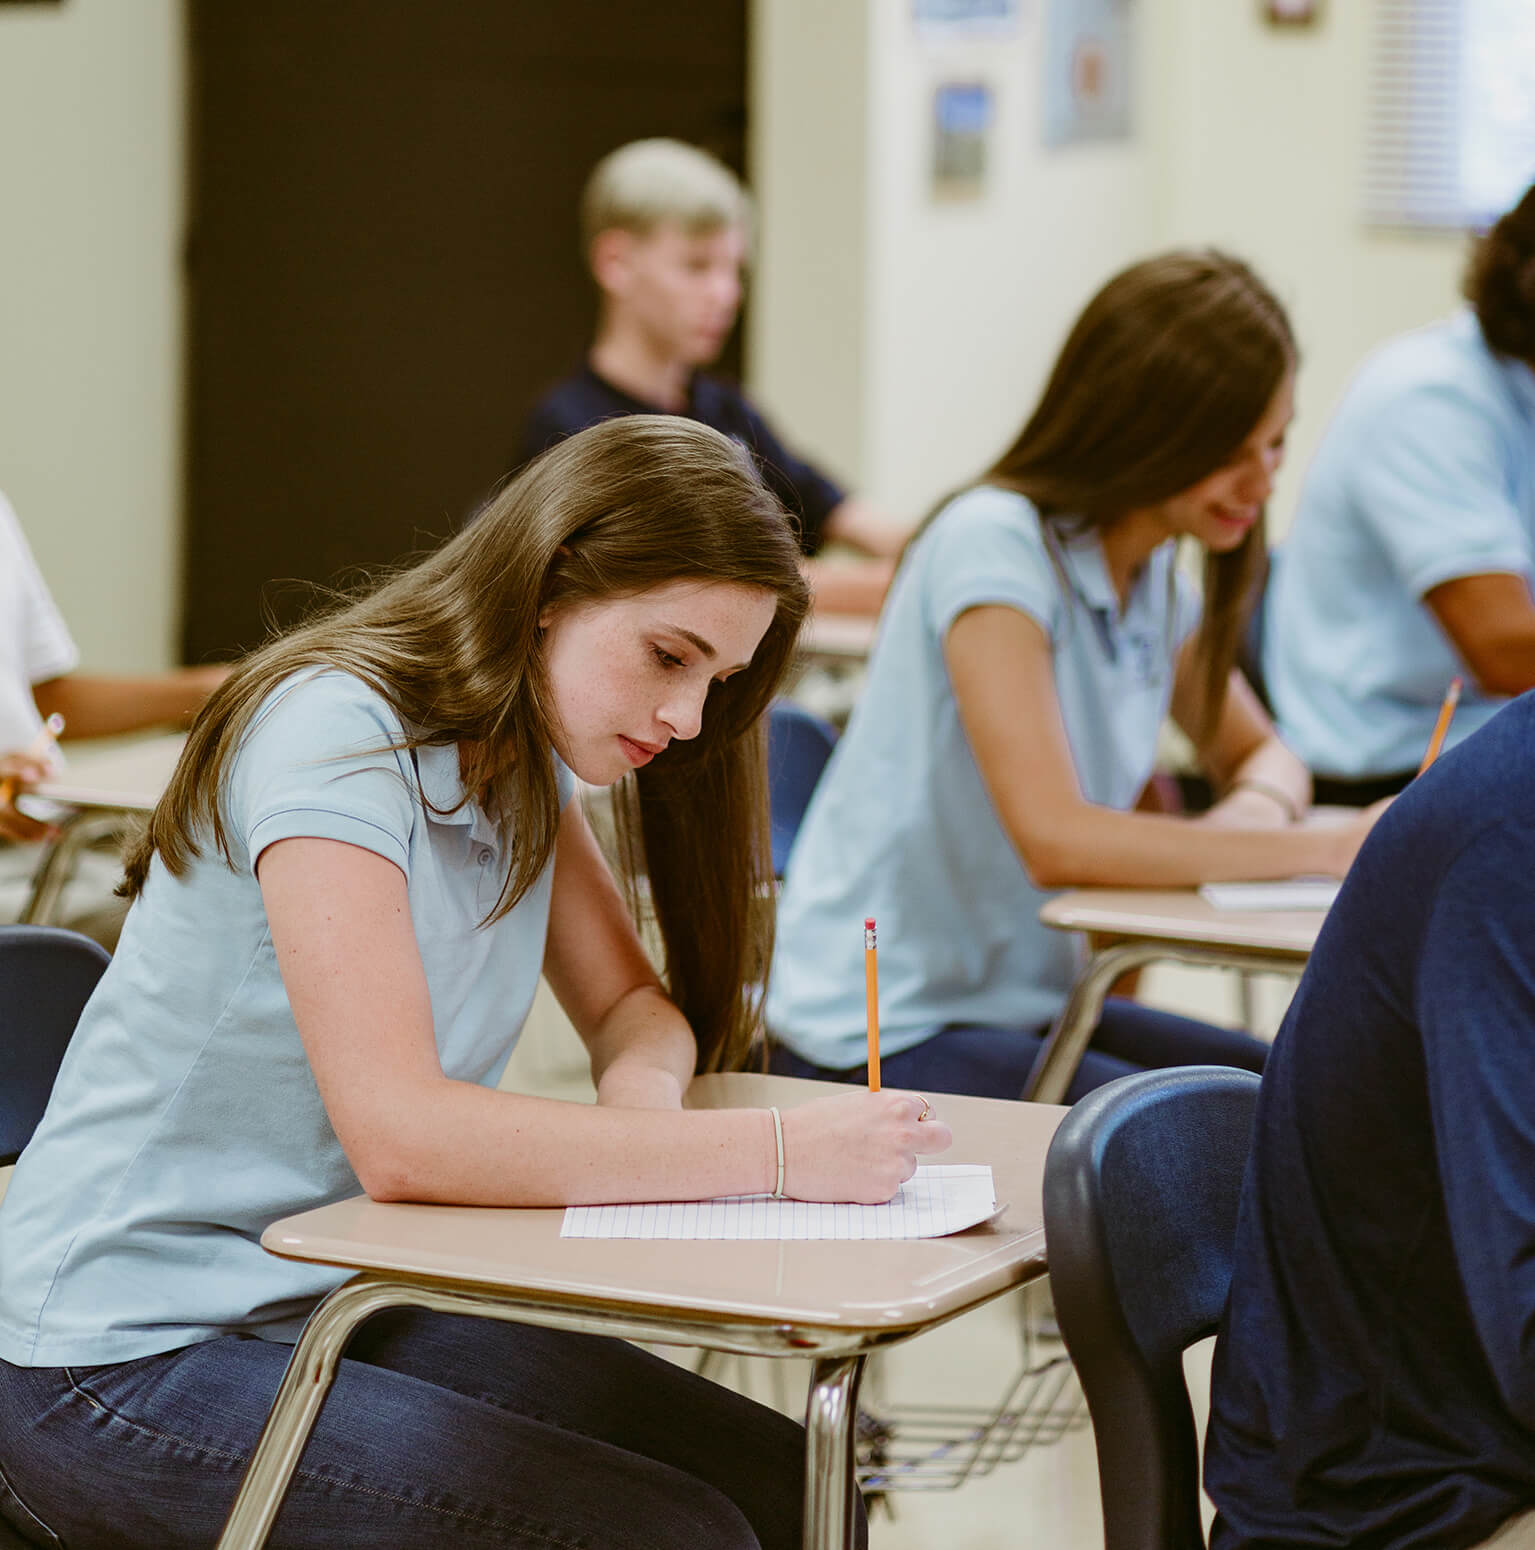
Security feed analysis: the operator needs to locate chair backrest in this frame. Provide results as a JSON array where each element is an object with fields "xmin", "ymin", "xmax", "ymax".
[
  {"xmin": 1042, "ymin": 1065, "xmax": 1262, "ymax": 1550},
  {"xmin": 766, "ymin": 700, "xmax": 838, "ymax": 877},
  {"xmin": 0, "ymin": 924, "xmax": 111, "ymax": 1166}
]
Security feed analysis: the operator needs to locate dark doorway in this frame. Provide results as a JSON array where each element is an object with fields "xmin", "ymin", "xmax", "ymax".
[{"xmin": 183, "ymin": 3, "xmax": 747, "ymax": 661}]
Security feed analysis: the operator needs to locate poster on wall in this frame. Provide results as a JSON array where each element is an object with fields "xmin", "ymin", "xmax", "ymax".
[
  {"xmin": 1042, "ymin": 0, "xmax": 1133, "ymax": 146},
  {"xmin": 913, "ymin": 0, "xmax": 1022, "ymax": 36},
  {"xmin": 932, "ymin": 81, "xmax": 994, "ymax": 199}
]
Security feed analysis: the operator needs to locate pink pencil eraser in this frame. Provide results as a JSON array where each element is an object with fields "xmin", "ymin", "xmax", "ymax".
[{"xmin": 864, "ymin": 916, "xmax": 876, "ymax": 930}]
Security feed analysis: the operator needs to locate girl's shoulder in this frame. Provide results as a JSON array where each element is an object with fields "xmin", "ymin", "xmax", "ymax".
[
  {"xmin": 912, "ymin": 485, "xmax": 1065, "ymax": 637},
  {"xmin": 928, "ymin": 483, "xmax": 1045, "ymax": 542},
  {"xmin": 247, "ymin": 667, "xmax": 406, "ymax": 744}
]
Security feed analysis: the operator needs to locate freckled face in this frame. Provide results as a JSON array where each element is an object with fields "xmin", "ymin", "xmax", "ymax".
[
  {"xmin": 1145, "ymin": 371, "xmax": 1295, "ymax": 553},
  {"xmin": 538, "ymin": 580, "xmax": 779, "ymax": 786}
]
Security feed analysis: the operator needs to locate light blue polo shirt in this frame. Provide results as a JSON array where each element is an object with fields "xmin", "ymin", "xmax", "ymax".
[
  {"xmin": 0, "ymin": 669, "xmax": 574, "ymax": 1367},
  {"xmin": 1265, "ymin": 310, "xmax": 1535, "ymax": 778},
  {"xmin": 764, "ymin": 485, "xmax": 1199, "ymax": 1070}
]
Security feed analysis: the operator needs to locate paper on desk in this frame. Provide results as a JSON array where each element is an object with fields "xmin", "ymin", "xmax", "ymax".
[
  {"xmin": 561, "ymin": 1164, "xmax": 999, "ymax": 1240},
  {"xmin": 1198, "ymin": 878, "xmax": 1340, "ymax": 911}
]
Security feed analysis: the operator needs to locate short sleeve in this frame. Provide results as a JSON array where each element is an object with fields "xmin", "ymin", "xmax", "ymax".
[
  {"xmin": 1416, "ymin": 821, "xmax": 1535, "ymax": 1429},
  {"xmin": 224, "ymin": 671, "xmax": 419, "ymax": 876},
  {"xmin": 0, "ymin": 493, "xmax": 79, "ymax": 686},
  {"xmin": 1349, "ymin": 382, "xmax": 1530, "ymax": 599},
  {"xmin": 920, "ymin": 487, "xmax": 1063, "ymax": 641}
]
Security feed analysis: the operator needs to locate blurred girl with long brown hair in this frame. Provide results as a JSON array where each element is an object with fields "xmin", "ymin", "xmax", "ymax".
[{"xmin": 767, "ymin": 251, "xmax": 1382, "ymax": 1102}]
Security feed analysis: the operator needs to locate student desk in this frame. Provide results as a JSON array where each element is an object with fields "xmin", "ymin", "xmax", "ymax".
[
  {"xmin": 1024, "ymin": 888, "xmax": 1326, "ymax": 1103},
  {"xmin": 798, "ymin": 610, "xmax": 878, "ymax": 665},
  {"xmin": 20, "ymin": 733, "xmax": 185, "ymax": 925},
  {"xmin": 216, "ymin": 1072, "xmax": 1067, "ymax": 1550}
]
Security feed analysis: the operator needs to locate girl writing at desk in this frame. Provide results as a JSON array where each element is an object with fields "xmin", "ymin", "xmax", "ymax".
[
  {"xmin": 0, "ymin": 418, "xmax": 945, "ymax": 1549},
  {"xmin": 767, "ymin": 251, "xmax": 1383, "ymax": 1103}
]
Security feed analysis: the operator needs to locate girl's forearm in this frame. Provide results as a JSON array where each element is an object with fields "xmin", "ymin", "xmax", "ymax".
[
  {"xmin": 582, "ymin": 984, "xmax": 698, "ymax": 1105},
  {"xmin": 1018, "ymin": 802, "xmax": 1351, "ymax": 890},
  {"xmin": 1222, "ymin": 735, "xmax": 1312, "ymax": 816},
  {"xmin": 359, "ymin": 1082, "xmax": 778, "ymax": 1206}
]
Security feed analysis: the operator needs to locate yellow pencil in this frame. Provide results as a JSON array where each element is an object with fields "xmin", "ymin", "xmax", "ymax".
[
  {"xmin": 1418, "ymin": 677, "xmax": 1463, "ymax": 775},
  {"xmin": 864, "ymin": 917, "xmax": 881, "ymax": 1092},
  {"xmin": 0, "ymin": 712, "xmax": 64, "ymax": 808}
]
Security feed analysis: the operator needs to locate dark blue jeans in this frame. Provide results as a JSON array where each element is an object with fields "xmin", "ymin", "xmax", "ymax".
[
  {"xmin": 770, "ymin": 996, "xmax": 1268, "ymax": 1103},
  {"xmin": 0, "ymin": 1309, "xmax": 857, "ymax": 1549}
]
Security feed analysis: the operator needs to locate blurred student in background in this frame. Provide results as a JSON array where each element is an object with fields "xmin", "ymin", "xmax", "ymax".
[
  {"xmin": 1262, "ymin": 182, "xmax": 1535, "ymax": 802},
  {"xmin": 0, "ymin": 488, "xmax": 225, "ymax": 847},
  {"xmin": 766, "ymin": 251, "xmax": 1382, "ymax": 1103},
  {"xmin": 515, "ymin": 138, "xmax": 909, "ymax": 616}
]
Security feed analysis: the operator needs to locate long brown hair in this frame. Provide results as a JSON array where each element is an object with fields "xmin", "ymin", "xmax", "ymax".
[
  {"xmin": 976, "ymin": 250, "xmax": 1294, "ymax": 740},
  {"xmin": 123, "ymin": 416, "xmax": 810, "ymax": 1073}
]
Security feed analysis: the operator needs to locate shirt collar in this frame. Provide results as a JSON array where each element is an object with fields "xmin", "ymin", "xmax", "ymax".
[
  {"xmin": 1455, "ymin": 306, "xmax": 1535, "ymax": 424},
  {"xmin": 1507, "ymin": 352, "xmax": 1535, "ymax": 425},
  {"xmin": 1056, "ymin": 524, "xmax": 1120, "ymax": 614},
  {"xmin": 412, "ymin": 741, "xmax": 482, "ymax": 831}
]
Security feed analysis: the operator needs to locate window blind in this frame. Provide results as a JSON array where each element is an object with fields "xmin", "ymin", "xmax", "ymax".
[{"xmin": 1365, "ymin": 0, "xmax": 1535, "ymax": 231}]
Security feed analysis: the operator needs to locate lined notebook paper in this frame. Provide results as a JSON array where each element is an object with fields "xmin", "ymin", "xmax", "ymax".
[
  {"xmin": 561, "ymin": 1164, "xmax": 999, "ymax": 1241},
  {"xmin": 1198, "ymin": 879, "xmax": 1340, "ymax": 912}
]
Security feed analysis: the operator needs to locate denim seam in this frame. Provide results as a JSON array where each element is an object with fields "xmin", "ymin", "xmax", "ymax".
[
  {"xmin": 62, "ymin": 1369, "xmax": 589, "ymax": 1548},
  {"xmin": 0, "ymin": 1455, "xmax": 63, "ymax": 1548}
]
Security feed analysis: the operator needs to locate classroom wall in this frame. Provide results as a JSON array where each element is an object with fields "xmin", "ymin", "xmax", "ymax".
[
  {"xmin": 749, "ymin": 0, "xmax": 1154, "ymax": 522},
  {"xmin": 0, "ymin": 0, "xmax": 185, "ymax": 673},
  {"xmin": 749, "ymin": 0, "xmax": 1470, "ymax": 537},
  {"xmin": 1146, "ymin": 0, "xmax": 1467, "ymax": 538},
  {"xmin": 0, "ymin": 2, "xmax": 1475, "ymax": 667}
]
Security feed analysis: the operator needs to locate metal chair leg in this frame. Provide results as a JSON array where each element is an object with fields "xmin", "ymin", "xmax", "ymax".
[
  {"xmin": 803, "ymin": 1352, "xmax": 867, "ymax": 1550},
  {"xmin": 216, "ymin": 1278, "xmax": 408, "ymax": 1548},
  {"xmin": 20, "ymin": 812, "xmax": 134, "ymax": 926}
]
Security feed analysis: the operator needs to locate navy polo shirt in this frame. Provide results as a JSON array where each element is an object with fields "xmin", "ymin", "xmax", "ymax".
[
  {"xmin": 1206, "ymin": 694, "xmax": 1535, "ymax": 1549},
  {"xmin": 515, "ymin": 365, "xmax": 845, "ymax": 557}
]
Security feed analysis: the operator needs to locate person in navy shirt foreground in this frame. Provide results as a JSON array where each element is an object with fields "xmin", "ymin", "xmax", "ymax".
[{"xmin": 1207, "ymin": 693, "xmax": 1535, "ymax": 1549}]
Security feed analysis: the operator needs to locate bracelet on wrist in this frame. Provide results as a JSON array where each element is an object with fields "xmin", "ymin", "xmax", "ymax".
[
  {"xmin": 768, "ymin": 1106, "xmax": 786, "ymax": 1198},
  {"xmin": 1229, "ymin": 778, "xmax": 1300, "ymax": 824}
]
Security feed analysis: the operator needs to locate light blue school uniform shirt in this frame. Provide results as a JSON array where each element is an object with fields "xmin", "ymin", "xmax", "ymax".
[
  {"xmin": 765, "ymin": 486, "xmax": 1199, "ymax": 1070},
  {"xmin": 0, "ymin": 669, "xmax": 574, "ymax": 1367},
  {"xmin": 1264, "ymin": 310, "xmax": 1535, "ymax": 779}
]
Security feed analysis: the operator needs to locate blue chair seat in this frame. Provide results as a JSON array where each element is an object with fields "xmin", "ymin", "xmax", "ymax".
[{"xmin": 1, "ymin": 924, "xmax": 110, "ymax": 1166}]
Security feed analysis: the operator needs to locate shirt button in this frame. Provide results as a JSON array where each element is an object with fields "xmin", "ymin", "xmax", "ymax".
[{"xmin": 478, "ymin": 848, "xmax": 492, "ymax": 866}]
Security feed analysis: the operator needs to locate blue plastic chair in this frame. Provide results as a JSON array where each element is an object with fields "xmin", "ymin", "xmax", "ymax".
[
  {"xmin": 1042, "ymin": 1065, "xmax": 1262, "ymax": 1550},
  {"xmin": 766, "ymin": 700, "xmax": 838, "ymax": 878},
  {"xmin": 0, "ymin": 924, "xmax": 110, "ymax": 1166}
]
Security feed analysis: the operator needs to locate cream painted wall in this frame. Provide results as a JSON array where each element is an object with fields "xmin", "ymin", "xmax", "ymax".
[
  {"xmin": 1115, "ymin": 0, "xmax": 1464, "ymax": 539},
  {"xmin": 859, "ymin": 2, "xmax": 1153, "ymax": 517},
  {"xmin": 0, "ymin": 0, "xmax": 184, "ymax": 671},
  {"xmin": 749, "ymin": 0, "xmax": 1472, "ymax": 538},
  {"xmin": 0, "ymin": 2, "xmax": 1477, "ymax": 674},
  {"xmin": 748, "ymin": 0, "xmax": 872, "ymax": 494},
  {"xmin": 749, "ymin": 0, "xmax": 1155, "ymax": 520}
]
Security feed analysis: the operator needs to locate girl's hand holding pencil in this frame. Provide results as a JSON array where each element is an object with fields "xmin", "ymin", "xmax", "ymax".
[
  {"xmin": 777, "ymin": 1089, "xmax": 952, "ymax": 1204},
  {"xmin": 765, "ymin": 912, "xmax": 952, "ymax": 1206},
  {"xmin": 0, "ymin": 713, "xmax": 65, "ymax": 845}
]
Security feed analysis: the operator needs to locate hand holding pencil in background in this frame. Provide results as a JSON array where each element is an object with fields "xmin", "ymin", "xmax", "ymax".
[{"xmin": 0, "ymin": 713, "xmax": 65, "ymax": 845}]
